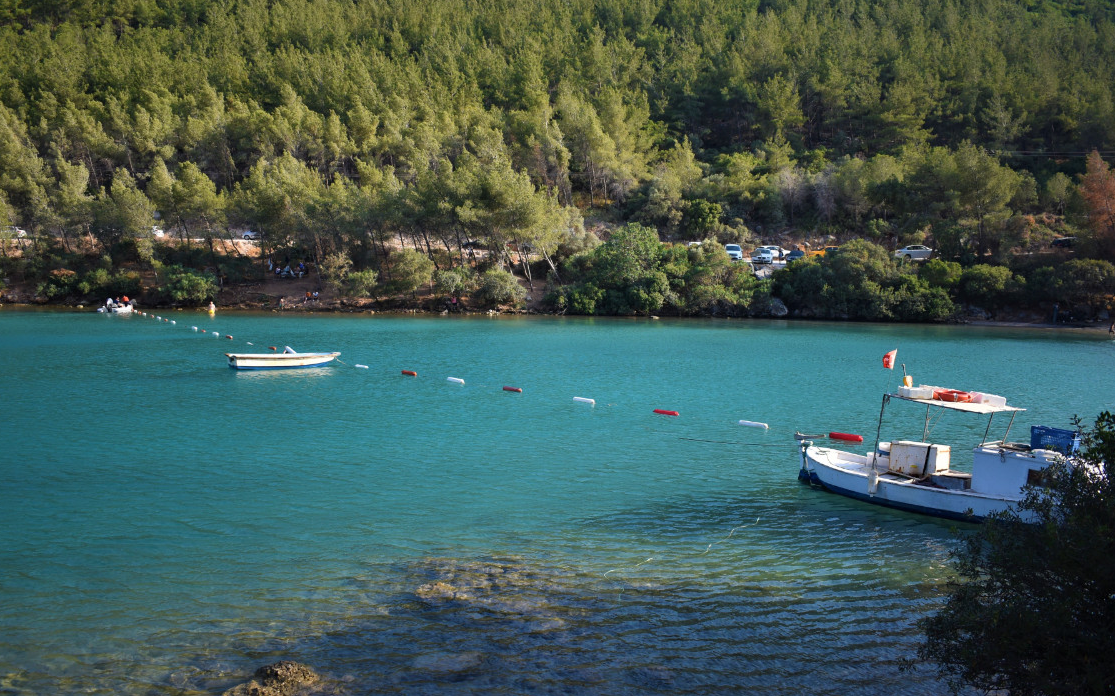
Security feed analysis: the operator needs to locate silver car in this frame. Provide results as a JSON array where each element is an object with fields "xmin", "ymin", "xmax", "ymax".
[
  {"xmin": 895, "ymin": 245, "xmax": 932, "ymax": 261},
  {"xmin": 724, "ymin": 244, "xmax": 744, "ymax": 261}
]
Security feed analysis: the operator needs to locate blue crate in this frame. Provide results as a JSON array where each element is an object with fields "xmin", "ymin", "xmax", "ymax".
[{"xmin": 1030, "ymin": 426, "xmax": 1081, "ymax": 455}]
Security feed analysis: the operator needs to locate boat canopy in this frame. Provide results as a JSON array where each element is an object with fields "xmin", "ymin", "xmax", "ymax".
[{"xmin": 888, "ymin": 393, "xmax": 1025, "ymax": 415}]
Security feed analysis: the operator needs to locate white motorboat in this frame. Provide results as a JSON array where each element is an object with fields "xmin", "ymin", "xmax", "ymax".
[
  {"xmin": 797, "ymin": 390, "xmax": 1080, "ymax": 522},
  {"xmin": 98, "ymin": 303, "xmax": 134, "ymax": 314},
  {"xmin": 225, "ymin": 346, "xmax": 340, "ymax": 370}
]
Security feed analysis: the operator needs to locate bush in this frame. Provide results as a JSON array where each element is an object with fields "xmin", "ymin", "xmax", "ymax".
[
  {"xmin": 161, "ymin": 266, "xmax": 218, "ymax": 304},
  {"xmin": 476, "ymin": 268, "xmax": 526, "ymax": 308},
  {"xmin": 385, "ymin": 249, "xmax": 434, "ymax": 296},
  {"xmin": 344, "ymin": 269, "xmax": 379, "ymax": 297},
  {"xmin": 958, "ymin": 264, "xmax": 1016, "ymax": 308}
]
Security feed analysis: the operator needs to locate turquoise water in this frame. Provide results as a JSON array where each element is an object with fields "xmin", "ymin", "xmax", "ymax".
[{"xmin": 1, "ymin": 310, "xmax": 1112, "ymax": 695}]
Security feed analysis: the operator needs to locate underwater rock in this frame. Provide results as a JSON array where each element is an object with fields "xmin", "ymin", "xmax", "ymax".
[{"xmin": 222, "ymin": 661, "xmax": 319, "ymax": 696}]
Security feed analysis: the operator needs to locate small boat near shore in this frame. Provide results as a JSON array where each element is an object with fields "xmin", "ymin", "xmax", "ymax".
[
  {"xmin": 97, "ymin": 303, "xmax": 134, "ymax": 314},
  {"xmin": 797, "ymin": 389, "xmax": 1080, "ymax": 522},
  {"xmin": 225, "ymin": 346, "xmax": 340, "ymax": 370}
]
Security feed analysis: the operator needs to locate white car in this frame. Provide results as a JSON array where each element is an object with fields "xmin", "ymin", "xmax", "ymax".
[
  {"xmin": 751, "ymin": 248, "xmax": 775, "ymax": 264},
  {"xmin": 242, "ymin": 230, "xmax": 260, "ymax": 240},
  {"xmin": 150, "ymin": 226, "xmax": 165, "ymax": 238},
  {"xmin": 895, "ymin": 245, "xmax": 932, "ymax": 261},
  {"xmin": 724, "ymin": 244, "xmax": 744, "ymax": 261},
  {"xmin": 4, "ymin": 226, "xmax": 27, "ymax": 238},
  {"xmin": 758, "ymin": 245, "xmax": 789, "ymax": 260}
]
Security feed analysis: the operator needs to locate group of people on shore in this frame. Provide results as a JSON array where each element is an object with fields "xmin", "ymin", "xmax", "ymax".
[
  {"xmin": 277, "ymin": 291, "xmax": 319, "ymax": 308},
  {"xmin": 266, "ymin": 257, "xmax": 306, "ymax": 278}
]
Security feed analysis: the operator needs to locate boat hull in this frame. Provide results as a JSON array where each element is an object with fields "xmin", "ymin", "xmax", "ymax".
[
  {"xmin": 225, "ymin": 352, "xmax": 340, "ymax": 370},
  {"xmin": 800, "ymin": 445, "xmax": 1023, "ymax": 523}
]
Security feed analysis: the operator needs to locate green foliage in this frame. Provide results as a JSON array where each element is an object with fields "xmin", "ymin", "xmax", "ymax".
[
  {"xmin": 318, "ymin": 251, "xmax": 353, "ymax": 292},
  {"xmin": 433, "ymin": 267, "xmax": 473, "ymax": 298},
  {"xmin": 384, "ymin": 248, "xmax": 434, "ymax": 296},
  {"xmin": 958, "ymin": 264, "xmax": 1016, "ymax": 308},
  {"xmin": 919, "ymin": 412, "xmax": 1115, "ymax": 696},
  {"xmin": 476, "ymin": 268, "xmax": 526, "ymax": 308},
  {"xmin": 161, "ymin": 265, "xmax": 217, "ymax": 304},
  {"xmin": 344, "ymin": 269, "xmax": 379, "ymax": 297},
  {"xmin": 919, "ymin": 259, "xmax": 963, "ymax": 290}
]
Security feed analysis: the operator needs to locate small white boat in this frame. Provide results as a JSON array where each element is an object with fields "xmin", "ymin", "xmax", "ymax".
[
  {"xmin": 797, "ymin": 390, "xmax": 1079, "ymax": 522},
  {"xmin": 225, "ymin": 346, "xmax": 340, "ymax": 370},
  {"xmin": 97, "ymin": 303, "xmax": 134, "ymax": 314}
]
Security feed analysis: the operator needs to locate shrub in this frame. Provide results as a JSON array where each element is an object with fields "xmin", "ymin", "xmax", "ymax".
[
  {"xmin": 344, "ymin": 269, "xmax": 379, "ymax": 297},
  {"xmin": 162, "ymin": 266, "xmax": 218, "ymax": 304},
  {"xmin": 385, "ymin": 249, "xmax": 434, "ymax": 296},
  {"xmin": 477, "ymin": 268, "xmax": 526, "ymax": 308}
]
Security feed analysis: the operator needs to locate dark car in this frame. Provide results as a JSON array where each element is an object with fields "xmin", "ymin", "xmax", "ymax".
[
  {"xmin": 1051, "ymin": 236, "xmax": 1075, "ymax": 248},
  {"xmin": 785, "ymin": 249, "xmax": 806, "ymax": 262}
]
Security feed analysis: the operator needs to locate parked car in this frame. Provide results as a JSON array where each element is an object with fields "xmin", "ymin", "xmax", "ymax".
[
  {"xmin": 895, "ymin": 244, "xmax": 932, "ymax": 260},
  {"xmin": 724, "ymin": 244, "xmax": 744, "ymax": 261},
  {"xmin": 1051, "ymin": 236, "xmax": 1075, "ymax": 248},
  {"xmin": 824, "ymin": 246, "xmax": 840, "ymax": 254},
  {"xmin": 785, "ymin": 249, "xmax": 806, "ymax": 263},
  {"xmin": 758, "ymin": 245, "xmax": 790, "ymax": 259},
  {"xmin": 751, "ymin": 248, "xmax": 775, "ymax": 264},
  {"xmin": 3, "ymin": 226, "xmax": 27, "ymax": 238},
  {"xmin": 242, "ymin": 230, "xmax": 260, "ymax": 240},
  {"xmin": 150, "ymin": 226, "xmax": 165, "ymax": 238}
]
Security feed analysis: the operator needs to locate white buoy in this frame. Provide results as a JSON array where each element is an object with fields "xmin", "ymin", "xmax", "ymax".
[
  {"xmin": 246, "ymin": 342, "xmax": 253, "ymax": 345},
  {"xmin": 355, "ymin": 364, "xmax": 369, "ymax": 369},
  {"xmin": 447, "ymin": 377, "xmax": 465, "ymax": 385},
  {"xmin": 191, "ymin": 326, "xmax": 198, "ymax": 331},
  {"xmin": 212, "ymin": 332, "xmax": 220, "ymax": 338},
  {"xmin": 738, "ymin": 420, "xmax": 769, "ymax": 429},
  {"xmin": 573, "ymin": 397, "xmax": 595, "ymax": 405},
  {"xmin": 170, "ymin": 321, "xmax": 175, "ymax": 325}
]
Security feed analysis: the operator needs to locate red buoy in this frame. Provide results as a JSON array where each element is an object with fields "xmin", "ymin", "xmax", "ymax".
[
  {"xmin": 225, "ymin": 335, "xmax": 233, "ymax": 339},
  {"xmin": 268, "ymin": 346, "xmax": 277, "ymax": 351},
  {"xmin": 401, "ymin": 370, "xmax": 417, "ymax": 377},
  {"xmin": 654, "ymin": 409, "xmax": 680, "ymax": 417},
  {"xmin": 829, "ymin": 432, "xmax": 864, "ymax": 443},
  {"xmin": 502, "ymin": 386, "xmax": 522, "ymax": 393}
]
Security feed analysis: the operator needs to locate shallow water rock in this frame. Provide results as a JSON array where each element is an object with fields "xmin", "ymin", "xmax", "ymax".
[
  {"xmin": 769, "ymin": 297, "xmax": 788, "ymax": 317},
  {"xmin": 415, "ymin": 580, "xmax": 473, "ymax": 602},
  {"xmin": 222, "ymin": 661, "xmax": 320, "ymax": 696}
]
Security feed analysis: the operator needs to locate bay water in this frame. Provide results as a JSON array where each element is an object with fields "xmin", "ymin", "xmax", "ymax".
[{"xmin": 1, "ymin": 310, "xmax": 1112, "ymax": 695}]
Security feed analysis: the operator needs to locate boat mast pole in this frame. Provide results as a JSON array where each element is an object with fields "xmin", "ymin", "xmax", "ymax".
[
  {"xmin": 923, "ymin": 404, "xmax": 931, "ymax": 441},
  {"xmin": 871, "ymin": 394, "xmax": 889, "ymax": 471}
]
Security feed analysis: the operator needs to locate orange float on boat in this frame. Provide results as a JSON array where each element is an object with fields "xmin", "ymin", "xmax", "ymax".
[
  {"xmin": 502, "ymin": 386, "xmax": 522, "ymax": 393},
  {"xmin": 829, "ymin": 432, "xmax": 864, "ymax": 443},
  {"xmin": 654, "ymin": 409, "xmax": 680, "ymax": 416},
  {"xmin": 401, "ymin": 370, "xmax": 417, "ymax": 377},
  {"xmin": 933, "ymin": 389, "xmax": 973, "ymax": 403}
]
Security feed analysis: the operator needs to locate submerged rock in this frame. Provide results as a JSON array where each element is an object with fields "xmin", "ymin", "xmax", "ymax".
[{"xmin": 222, "ymin": 661, "xmax": 320, "ymax": 696}]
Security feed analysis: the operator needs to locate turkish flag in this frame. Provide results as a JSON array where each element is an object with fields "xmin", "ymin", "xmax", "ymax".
[{"xmin": 883, "ymin": 349, "xmax": 897, "ymax": 369}]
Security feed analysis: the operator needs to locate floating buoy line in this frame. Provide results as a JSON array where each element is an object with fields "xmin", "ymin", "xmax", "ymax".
[{"xmin": 123, "ymin": 308, "xmax": 887, "ymax": 446}]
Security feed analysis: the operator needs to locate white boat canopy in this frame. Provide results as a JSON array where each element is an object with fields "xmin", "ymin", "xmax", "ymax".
[{"xmin": 888, "ymin": 393, "xmax": 1025, "ymax": 415}]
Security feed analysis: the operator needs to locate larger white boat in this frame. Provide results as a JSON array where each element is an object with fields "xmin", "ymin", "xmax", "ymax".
[
  {"xmin": 797, "ymin": 391, "xmax": 1078, "ymax": 522},
  {"xmin": 225, "ymin": 347, "xmax": 340, "ymax": 370}
]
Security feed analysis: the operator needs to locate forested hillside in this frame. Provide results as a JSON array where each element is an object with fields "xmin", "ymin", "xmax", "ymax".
[{"xmin": 1, "ymin": 0, "xmax": 1114, "ymax": 317}]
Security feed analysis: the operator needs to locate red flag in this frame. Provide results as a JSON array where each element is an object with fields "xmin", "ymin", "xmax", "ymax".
[{"xmin": 882, "ymin": 349, "xmax": 897, "ymax": 370}]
